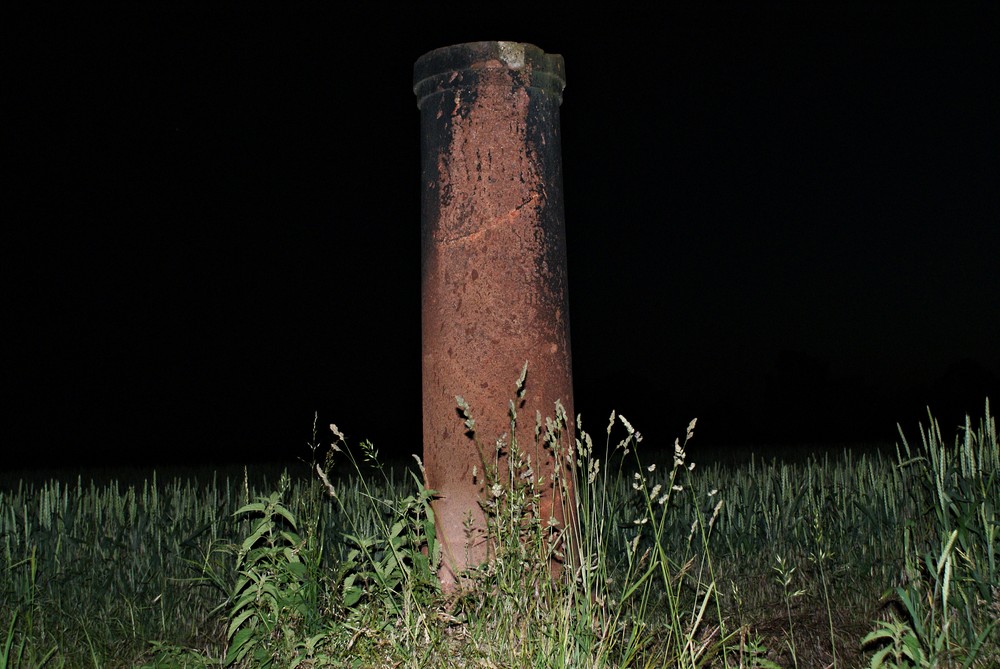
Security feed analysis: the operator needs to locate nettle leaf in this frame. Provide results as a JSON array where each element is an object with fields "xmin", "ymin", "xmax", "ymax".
[
  {"xmin": 272, "ymin": 504, "xmax": 298, "ymax": 529},
  {"xmin": 280, "ymin": 530, "xmax": 303, "ymax": 546},
  {"xmin": 241, "ymin": 525, "xmax": 272, "ymax": 553},
  {"xmin": 343, "ymin": 584, "xmax": 363, "ymax": 607},
  {"xmin": 225, "ymin": 627, "xmax": 256, "ymax": 665},
  {"xmin": 231, "ymin": 595, "xmax": 258, "ymax": 619},
  {"xmin": 232, "ymin": 573, "xmax": 251, "ymax": 593},
  {"xmin": 901, "ymin": 632, "xmax": 923, "ymax": 660},
  {"xmin": 234, "ymin": 502, "xmax": 267, "ymax": 516},
  {"xmin": 868, "ymin": 645, "xmax": 893, "ymax": 667},
  {"xmin": 285, "ymin": 561, "xmax": 307, "ymax": 580},
  {"xmin": 227, "ymin": 609, "xmax": 258, "ymax": 640}
]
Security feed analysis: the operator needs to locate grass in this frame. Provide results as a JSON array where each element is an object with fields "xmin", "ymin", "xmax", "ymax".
[{"xmin": 1, "ymin": 397, "xmax": 996, "ymax": 668}]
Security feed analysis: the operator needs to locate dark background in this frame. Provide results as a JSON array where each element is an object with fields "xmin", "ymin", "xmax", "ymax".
[{"xmin": 7, "ymin": 5, "xmax": 998, "ymax": 472}]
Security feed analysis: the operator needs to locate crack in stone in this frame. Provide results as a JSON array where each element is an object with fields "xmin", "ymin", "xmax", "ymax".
[{"xmin": 439, "ymin": 192, "xmax": 540, "ymax": 245}]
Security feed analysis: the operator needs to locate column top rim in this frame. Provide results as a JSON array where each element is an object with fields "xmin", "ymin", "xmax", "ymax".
[{"xmin": 413, "ymin": 41, "xmax": 565, "ymax": 106}]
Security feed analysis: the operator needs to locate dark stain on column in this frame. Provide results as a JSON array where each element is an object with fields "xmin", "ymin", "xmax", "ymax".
[{"xmin": 414, "ymin": 42, "xmax": 575, "ymax": 590}]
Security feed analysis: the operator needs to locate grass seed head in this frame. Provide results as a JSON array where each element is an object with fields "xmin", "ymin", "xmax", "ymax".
[
  {"xmin": 330, "ymin": 423, "xmax": 345, "ymax": 442},
  {"xmin": 619, "ymin": 414, "xmax": 635, "ymax": 435}
]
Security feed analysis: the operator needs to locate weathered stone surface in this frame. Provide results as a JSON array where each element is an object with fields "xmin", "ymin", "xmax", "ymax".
[{"xmin": 414, "ymin": 42, "xmax": 575, "ymax": 589}]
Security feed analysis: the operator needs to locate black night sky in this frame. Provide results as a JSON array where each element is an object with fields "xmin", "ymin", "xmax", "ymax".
[{"xmin": 7, "ymin": 6, "xmax": 999, "ymax": 473}]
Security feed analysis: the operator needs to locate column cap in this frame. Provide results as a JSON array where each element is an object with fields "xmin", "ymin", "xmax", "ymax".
[{"xmin": 413, "ymin": 41, "xmax": 565, "ymax": 109}]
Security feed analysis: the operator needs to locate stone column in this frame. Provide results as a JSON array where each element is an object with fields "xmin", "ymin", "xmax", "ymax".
[{"xmin": 414, "ymin": 42, "xmax": 575, "ymax": 589}]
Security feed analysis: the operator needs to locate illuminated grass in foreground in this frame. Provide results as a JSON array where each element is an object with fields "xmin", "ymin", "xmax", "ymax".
[{"xmin": 1, "ymin": 400, "xmax": 996, "ymax": 668}]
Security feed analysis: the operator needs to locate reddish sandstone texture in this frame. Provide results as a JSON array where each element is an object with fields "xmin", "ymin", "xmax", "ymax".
[{"xmin": 414, "ymin": 42, "xmax": 575, "ymax": 589}]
